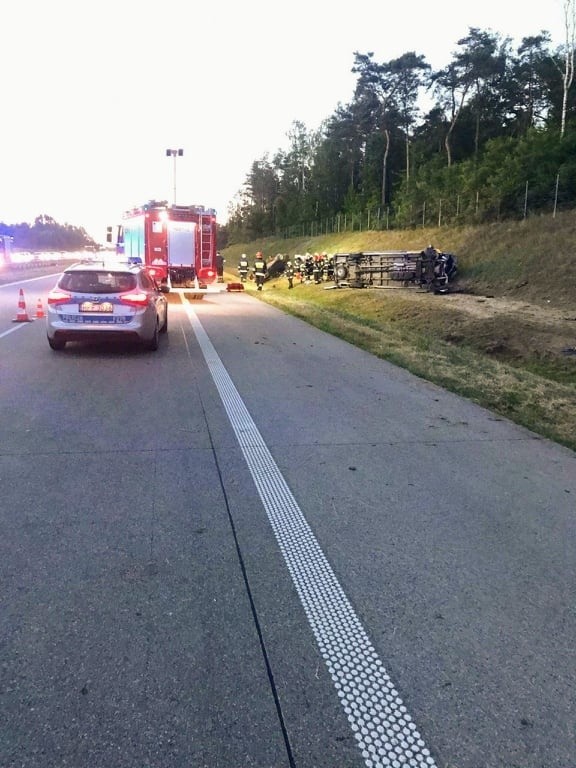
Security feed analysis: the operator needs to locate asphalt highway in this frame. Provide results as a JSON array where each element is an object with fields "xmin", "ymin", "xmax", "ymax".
[{"xmin": 1, "ymin": 274, "xmax": 575, "ymax": 768}]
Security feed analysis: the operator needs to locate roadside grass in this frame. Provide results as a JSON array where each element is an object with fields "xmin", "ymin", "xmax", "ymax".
[
  {"xmin": 223, "ymin": 211, "xmax": 576, "ymax": 452},
  {"xmin": 231, "ymin": 277, "xmax": 576, "ymax": 453},
  {"xmin": 224, "ymin": 209, "xmax": 576, "ymax": 307}
]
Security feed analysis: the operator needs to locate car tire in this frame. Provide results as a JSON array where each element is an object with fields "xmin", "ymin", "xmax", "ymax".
[
  {"xmin": 144, "ymin": 320, "xmax": 159, "ymax": 351},
  {"xmin": 160, "ymin": 308, "xmax": 168, "ymax": 334},
  {"xmin": 48, "ymin": 336, "xmax": 66, "ymax": 350}
]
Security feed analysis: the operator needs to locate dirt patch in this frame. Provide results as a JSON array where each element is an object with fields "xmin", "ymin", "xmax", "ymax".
[
  {"xmin": 379, "ymin": 286, "xmax": 576, "ymax": 360},
  {"xmin": 439, "ymin": 290, "xmax": 576, "ymax": 357}
]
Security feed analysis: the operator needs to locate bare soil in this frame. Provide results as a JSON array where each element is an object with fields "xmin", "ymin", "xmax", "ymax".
[{"xmin": 436, "ymin": 288, "xmax": 576, "ymax": 359}]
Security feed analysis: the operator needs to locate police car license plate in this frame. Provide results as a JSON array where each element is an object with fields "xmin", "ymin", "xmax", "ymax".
[{"xmin": 79, "ymin": 301, "xmax": 113, "ymax": 313}]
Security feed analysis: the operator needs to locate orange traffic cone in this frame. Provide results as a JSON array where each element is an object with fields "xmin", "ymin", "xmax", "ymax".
[
  {"xmin": 12, "ymin": 289, "xmax": 33, "ymax": 323},
  {"xmin": 35, "ymin": 298, "xmax": 45, "ymax": 319}
]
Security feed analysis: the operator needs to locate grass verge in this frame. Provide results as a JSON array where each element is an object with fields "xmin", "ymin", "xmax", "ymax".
[{"xmin": 242, "ymin": 280, "xmax": 576, "ymax": 453}]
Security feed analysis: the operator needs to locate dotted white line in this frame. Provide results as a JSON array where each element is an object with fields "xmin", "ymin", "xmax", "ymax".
[{"xmin": 186, "ymin": 305, "xmax": 437, "ymax": 768}]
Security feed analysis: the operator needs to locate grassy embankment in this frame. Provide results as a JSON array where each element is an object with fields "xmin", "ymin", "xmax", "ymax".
[{"xmin": 221, "ymin": 212, "xmax": 576, "ymax": 452}]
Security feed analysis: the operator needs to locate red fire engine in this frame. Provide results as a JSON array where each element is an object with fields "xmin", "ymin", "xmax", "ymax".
[{"xmin": 114, "ymin": 200, "xmax": 218, "ymax": 288}]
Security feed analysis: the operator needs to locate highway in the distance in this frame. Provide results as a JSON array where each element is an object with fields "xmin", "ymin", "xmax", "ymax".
[{"xmin": 1, "ymin": 273, "xmax": 575, "ymax": 768}]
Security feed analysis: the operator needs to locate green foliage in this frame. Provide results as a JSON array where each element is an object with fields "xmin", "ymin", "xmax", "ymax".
[
  {"xmin": 226, "ymin": 25, "xmax": 576, "ymax": 239},
  {"xmin": 0, "ymin": 215, "xmax": 97, "ymax": 251}
]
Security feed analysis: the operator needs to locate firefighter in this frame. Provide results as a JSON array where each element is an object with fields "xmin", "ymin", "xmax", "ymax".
[
  {"xmin": 253, "ymin": 251, "xmax": 267, "ymax": 290},
  {"xmin": 293, "ymin": 255, "xmax": 305, "ymax": 283},
  {"xmin": 238, "ymin": 253, "xmax": 249, "ymax": 282},
  {"xmin": 420, "ymin": 244, "xmax": 438, "ymax": 287},
  {"xmin": 311, "ymin": 253, "xmax": 320, "ymax": 284},
  {"xmin": 285, "ymin": 260, "xmax": 295, "ymax": 289}
]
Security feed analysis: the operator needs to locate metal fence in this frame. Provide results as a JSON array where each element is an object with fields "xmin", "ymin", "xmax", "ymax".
[{"xmin": 274, "ymin": 170, "xmax": 576, "ymax": 238}]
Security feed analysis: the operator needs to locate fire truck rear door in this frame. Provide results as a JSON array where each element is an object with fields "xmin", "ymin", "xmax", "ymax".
[{"xmin": 167, "ymin": 221, "xmax": 196, "ymax": 267}]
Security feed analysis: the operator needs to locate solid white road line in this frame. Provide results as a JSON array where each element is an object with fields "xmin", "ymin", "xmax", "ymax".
[
  {"xmin": 0, "ymin": 273, "xmax": 60, "ymax": 289},
  {"xmin": 0, "ymin": 323, "xmax": 32, "ymax": 340},
  {"xmin": 185, "ymin": 304, "xmax": 437, "ymax": 768}
]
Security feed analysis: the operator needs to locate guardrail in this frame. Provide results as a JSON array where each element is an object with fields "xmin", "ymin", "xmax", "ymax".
[
  {"xmin": 4, "ymin": 259, "xmax": 61, "ymax": 271},
  {"xmin": 0, "ymin": 253, "xmax": 89, "ymax": 285}
]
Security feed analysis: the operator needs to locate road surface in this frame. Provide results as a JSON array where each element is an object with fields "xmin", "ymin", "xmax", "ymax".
[{"xmin": 1, "ymin": 274, "xmax": 575, "ymax": 768}]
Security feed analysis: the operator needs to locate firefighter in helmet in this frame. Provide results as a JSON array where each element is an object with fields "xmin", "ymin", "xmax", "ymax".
[
  {"xmin": 238, "ymin": 253, "xmax": 249, "ymax": 282},
  {"xmin": 285, "ymin": 259, "xmax": 295, "ymax": 289},
  {"xmin": 253, "ymin": 251, "xmax": 267, "ymax": 291}
]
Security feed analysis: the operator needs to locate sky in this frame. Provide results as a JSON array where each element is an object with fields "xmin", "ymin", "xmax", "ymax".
[{"xmin": 0, "ymin": 0, "xmax": 568, "ymax": 243}]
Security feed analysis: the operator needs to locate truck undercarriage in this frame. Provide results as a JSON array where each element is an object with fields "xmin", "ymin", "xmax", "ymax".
[{"xmin": 332, "ymin": 247, "xmax": 457, "ymax": 293}]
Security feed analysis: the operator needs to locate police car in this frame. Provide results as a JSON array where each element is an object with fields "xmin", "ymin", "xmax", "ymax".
[{"xmin": 46, "ymin": 258, "xmax": 169, "ymax": 351}]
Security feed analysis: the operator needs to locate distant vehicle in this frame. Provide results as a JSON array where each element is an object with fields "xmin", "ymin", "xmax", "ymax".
[
  {"xmin": 109, "ymin": 200, "xmax": 218, "ymax": 290},
  {"xmin": 0, "ymin": 235, "xmax": 14, "ymax": 269},
  {"xmin": 46, "ymin": 259, "xmax": 169, "ymax": 351}
]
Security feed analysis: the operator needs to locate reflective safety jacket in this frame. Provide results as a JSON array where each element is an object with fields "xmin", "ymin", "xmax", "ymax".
[{"xmin": 254, "ymin": 259, "xmax": 267, "ymax": 276}]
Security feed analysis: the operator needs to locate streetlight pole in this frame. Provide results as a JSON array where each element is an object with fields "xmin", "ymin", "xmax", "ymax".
[{"xmin": 165, "ymin": 148, "xmax": 183, "ymax": 204}]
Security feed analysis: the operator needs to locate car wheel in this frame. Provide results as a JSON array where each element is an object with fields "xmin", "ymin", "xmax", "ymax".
[
  {"xmin": 48, "ymin": 336, "xmax": 66, "ymax": 350},
  {"xmin": 144, "ymin": 320, "xmax": 159, "ymax": 351},
  {"xmin": 160, "ymin": 307, "xmax": 168, "ymax": 334}
]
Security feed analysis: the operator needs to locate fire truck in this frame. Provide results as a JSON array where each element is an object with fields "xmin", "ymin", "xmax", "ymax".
[
  {"xmin": 113, "ymin": 200, "xmax": 218, "ymax": 289},
  {"xmin": 0, "ymin": 235, "xmax": 14, "ymax": 269}
]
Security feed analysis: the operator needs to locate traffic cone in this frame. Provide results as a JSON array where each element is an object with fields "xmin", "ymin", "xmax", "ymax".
[
  {"xmin": 35, "ymin": 297, "xmax": 45, "ymax": 319},
  {"xmin": 12, "ymin": 289, "xmax": 33, "ymax": 323}
]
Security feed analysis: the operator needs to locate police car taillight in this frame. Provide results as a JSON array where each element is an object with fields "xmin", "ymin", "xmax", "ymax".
[
  {"xmin": 47, "ymin": 287, "xmax": 72, "ymax": 304},
  {"xmin": 119, "ymin": 291, "xmax": 149, "ymax": 307}
]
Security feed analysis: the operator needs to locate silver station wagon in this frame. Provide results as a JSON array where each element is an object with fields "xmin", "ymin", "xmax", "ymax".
[{"xmin": 46, "ymin": 260, "xmax": 169, "ymax": 351}]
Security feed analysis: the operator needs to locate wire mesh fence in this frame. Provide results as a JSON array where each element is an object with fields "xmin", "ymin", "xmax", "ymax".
[{"xmin": 272, "ymin": 169, "xmax": 576, "ymax": 239}]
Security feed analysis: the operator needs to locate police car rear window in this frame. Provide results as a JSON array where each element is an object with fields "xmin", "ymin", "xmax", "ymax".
[{"xmin": 59, "ymin": 272, "xmax": 137, "ymax": 293}]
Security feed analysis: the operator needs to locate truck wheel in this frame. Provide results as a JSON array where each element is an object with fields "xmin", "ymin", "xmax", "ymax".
[{"xmin": 335, "ymin": 265, "xmax": 348, "ymax": 280}]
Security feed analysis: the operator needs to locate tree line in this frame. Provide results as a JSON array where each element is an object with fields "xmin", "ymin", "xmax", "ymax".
[
  {"xmin": 223, "ymin": 17, "xmax": 576, "ymax": 245},
  {"xmin": 0, "ymin": 215, "xmax": 97, "ymax": 251}
]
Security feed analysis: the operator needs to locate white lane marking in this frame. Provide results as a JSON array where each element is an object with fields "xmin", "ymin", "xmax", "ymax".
[
  {"xmin": 0, "ymin": 323, "xmax": 32, "ymax": 340},
  {"xmin": 0, "ymin": 272, "xmax": 60, "ymax": 289},
  {"xmin": 1, "ymin": 277, "xmax": 53, "ymax": 337},
  {"xmin": 185, "ymin": 304, "xmax": 437, "ymax": 768}
]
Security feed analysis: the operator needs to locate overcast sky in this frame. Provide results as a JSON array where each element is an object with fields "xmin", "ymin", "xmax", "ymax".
[{"xmin": 0, "ymin": 0, "xmax": 568, "ymax": 242}]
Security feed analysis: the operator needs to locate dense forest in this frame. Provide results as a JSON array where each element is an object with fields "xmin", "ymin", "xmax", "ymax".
[
  {"xmin": 0, "ymin": 215, "xmax": 97, "ymax": 251},
  {"xmin": 223, "ymin": 21, "xmax": 576, "ymax": 245}
]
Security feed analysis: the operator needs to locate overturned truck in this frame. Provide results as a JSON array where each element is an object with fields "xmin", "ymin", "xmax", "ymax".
[{"xmin": 332, "ymin": 246, "xmax": 457, "ymax": 294}]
